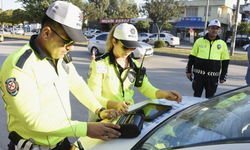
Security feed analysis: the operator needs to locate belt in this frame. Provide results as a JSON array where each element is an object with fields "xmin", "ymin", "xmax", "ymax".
[
  {"xmin": 9, "ymin": 131, "xmax": 64, "ymax": 150},
  {"xmin": 193, "ymin": 68, "xmax": 219, "ymax": 77}
]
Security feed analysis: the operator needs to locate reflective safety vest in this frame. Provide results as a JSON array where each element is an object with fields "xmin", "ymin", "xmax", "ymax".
[
  {"xmin": 186, "ymin": 34, "xmax": 230, "ymax": 80},
  {"xmin": 87, "ymin": 50, "xmax": 158, "ymax": 110},
  {"xmin": 0, "ymin": 36, "xmax": 102, "ymax": 146}
]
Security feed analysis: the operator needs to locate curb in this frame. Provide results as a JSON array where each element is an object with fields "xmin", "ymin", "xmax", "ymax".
[{"xmin": 5, "ymin": 37, "xmax": 248, "ymax": 66}]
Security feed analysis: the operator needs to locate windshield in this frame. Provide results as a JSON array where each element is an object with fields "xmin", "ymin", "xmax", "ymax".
[{"xmin": 138, "ymin": 86, "xmax": 250, "ymax": 149}]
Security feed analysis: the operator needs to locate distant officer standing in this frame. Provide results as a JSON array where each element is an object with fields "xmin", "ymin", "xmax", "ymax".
[{"xmin": 186, "ymin": 19, "xmax": 230, "ymax": 98}]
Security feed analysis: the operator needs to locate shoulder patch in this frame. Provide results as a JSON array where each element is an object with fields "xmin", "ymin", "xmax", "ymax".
[
  {"xmin": 95, "ymin": 53, "xmax": 109, "ymax": 62},
  {"xmin": 16, "ymin": 49, "xmax": 32, "ymax": 69},
  {"xmin": 5, "ymin": 78, "xmax": 19, "ymax": 96}
]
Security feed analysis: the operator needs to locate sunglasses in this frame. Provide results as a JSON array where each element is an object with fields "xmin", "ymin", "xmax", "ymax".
[
  {"xmin": 50, "ymin": 27, "xmax": 75, "ymax": 47},
  {"xmin": 121, "ymin": 43, "xmax": 136, "ymax": 51}
]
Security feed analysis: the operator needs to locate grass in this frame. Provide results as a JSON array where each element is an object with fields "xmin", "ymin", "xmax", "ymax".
[
  {"xmin": 4, "ymin": 34, "xmax": 247, "ymax": 62},
  {"xmin": 153, "ymin": 46, "xmax": 248, "ymax": 62}
]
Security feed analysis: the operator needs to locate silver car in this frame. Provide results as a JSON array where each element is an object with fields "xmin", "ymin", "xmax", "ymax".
[
  {"xmin": 87, "ymin": 32, "xmax": 154, "ymax": 59},
  {"xmin": 74, "ymin": 85, "xmax": 250, "ymax": 150}
]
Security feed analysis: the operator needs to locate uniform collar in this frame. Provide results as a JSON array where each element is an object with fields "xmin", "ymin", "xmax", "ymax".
[
  {"xmin": 109, "ymin": 49, "xmax": 136, "ymax": 69},
  {"xmin": 29, "ymin": 35, "xmax": 49, "ymax": 60}
]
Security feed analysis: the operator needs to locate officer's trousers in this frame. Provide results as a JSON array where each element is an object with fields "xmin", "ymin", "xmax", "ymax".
[{"xmin": 192, "ymin": 75, "xmax": 218, "ymax": 98}]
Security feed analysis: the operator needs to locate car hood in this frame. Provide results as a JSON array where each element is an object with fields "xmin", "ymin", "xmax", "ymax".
[
  {"xmin": 138, "ymin": 42, "xmax": 151, "ymax": 48},
  {"xmin": 76, "ymin": 96, "xmax": 207, "ymax": 150}
]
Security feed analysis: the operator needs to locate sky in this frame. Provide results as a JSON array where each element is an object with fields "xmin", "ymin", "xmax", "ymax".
[{"xmin": 1, "ymin": 0, "xmax": 246, "ymax": 11}]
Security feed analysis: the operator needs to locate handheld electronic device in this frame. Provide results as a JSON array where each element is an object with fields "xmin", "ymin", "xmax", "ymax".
[
  {"xmin": 63, "ymin": 52, "xmax": 72, "ymax": 63},
  {"xmin": 105, "ymin": 114, "xmax": 144, "ymax": 138},
  {"xmin": 130, "ymin": 103, "xmax": 173, "ymax": 122},
  {"xmin": 135, "ymin": 50, "xmax": 148, "ymax": 87}
]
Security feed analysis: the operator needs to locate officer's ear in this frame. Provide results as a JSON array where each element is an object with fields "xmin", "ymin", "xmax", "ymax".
[
  {"xmin": 112, "ymin": 38, "xmax": 117, "ymax": 45},
  {"xmin": 41, "ymin": 26, "xmax": 51, "ymax": 41}
]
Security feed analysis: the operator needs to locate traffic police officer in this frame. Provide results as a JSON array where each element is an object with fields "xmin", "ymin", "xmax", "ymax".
[
  {"xmin": 0, "ymin": 1, "xmax": 121, "ymax": 150},
  {"xmin": 87, "ymin": 23, "xmax": 182, "ymax": 122},
  {"xmin": 186, "ymin": 19, "xmax": 230, "ymax": 98}
]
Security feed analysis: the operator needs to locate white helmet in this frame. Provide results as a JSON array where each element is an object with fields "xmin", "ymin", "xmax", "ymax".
[{"xmin": 208, "ymin": 19, "xmax": 221, "ymax": 28}]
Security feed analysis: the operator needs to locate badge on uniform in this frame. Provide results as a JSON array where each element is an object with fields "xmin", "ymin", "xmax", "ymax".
[
  {"xmin": 217, "ymin": 44, "xmax": 221, "ymax": 50},
  {"xmin": 5, "ymin": 78, "xmax": 19, "ymax": 96},
  {"xmin": 96, "ymin": 65, "xmax": 107, "ymax": 73}
]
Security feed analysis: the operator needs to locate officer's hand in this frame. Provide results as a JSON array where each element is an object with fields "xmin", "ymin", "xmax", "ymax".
[
  {"xmin": 164, "ymin": 90, "xmax": 182, "ymax": 103},
  {"xmin": 219, "ymin": 80, "xmax": 225, "ymax": 83},
  {"xmin": 100, "ymin": 109, "xmax": 119, "ymax": 120},
  {"xmin": 186, "ymin": 73, "xmax": 193, "ymax": 81},
  {"xmin": 116, "ymin": 101, "xmax": 131, "ymax": 114},
  {"xmin": 87, "ymin": 122, "xmax": 121, "ymax": 141}
]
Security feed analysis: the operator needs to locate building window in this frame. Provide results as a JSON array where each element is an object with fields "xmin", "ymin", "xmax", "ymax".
[
  {"xmin": 204, "ymin": 7, "xmax": 211, "ymax": 16},
  {"xmin": 186, "ymin": 8, "xmax": 198, "ymax": 17},
  {"xmin": 218, "ymin": 7, "xmax": 222, "ymax": 17}
]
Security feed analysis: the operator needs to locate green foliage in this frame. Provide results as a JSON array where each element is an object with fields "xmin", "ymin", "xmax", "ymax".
[
  {"xmin": 82, "ymin": 23, "xmax": 88, "ymax": 28},
  {"xmin": 16, "ymin": 0, "xmax": 53, "ymax": 23},
  {"xmin": 237, "ymin": 21, "xmax": 250, "ymax": 35},
  {"xmin": 82, "ymin": 0, "xmax": 109, "ymax": 22},
  {"xmin": 105, "ymin": 0, "xmax": 138, "ymax": 19},
  {"xmin": 162, "ymin": 22, "xmax": 173, "ymax": 31},
  {"xmin": 16, "ymin": 0, "xmax": 85, "ymax": 23},
  {"xmin": 140, "ymin": 0, "xmax": 185, "ymax": 40},
  {"xmin": 93, "ymin": 24, "xmax": 97, "ymax": 29},
  {"xmin": 134, "ymin": 20, "xmax": 150, "ymax": 32},
  {"xmin": 109, "ymin": 23, "xmax": 113, "ymax": 30},
  {"xmin": 154, "ymin": 39, "xmax": 166, "ymax": 48}
]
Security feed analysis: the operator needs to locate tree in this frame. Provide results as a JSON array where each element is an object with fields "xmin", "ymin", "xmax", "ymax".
[
  {"xmin": 16, "ymin": 0, "xmax": 85, "ymax": 23},
  {"xmin": 0, "ymin": 9, "xmax": 15, "ymax": 34},
  {"xmin": 106, "ymin": 0, "xmax": 138, "ymax": 18},
  {"xmin": 162, "ymin": 22, "xmax": 173, "ymax": 31},
  {"xmin": 83, "ymin": 0, "xmax": 109, "ymax": 21},
  {"xmin": 140, "ymin": 0, "xmax": 184, "ymax": 45},
  {"xmin": 12, "ymin": 9, "xmax": 31, "ymax": 35},
  {"xmin": 134, "ymin": 20, "xmax": 150, "ymax": 33},
  {"xmin": 237, "ymin": 21, "xmax": 250, "ymax": 46}
]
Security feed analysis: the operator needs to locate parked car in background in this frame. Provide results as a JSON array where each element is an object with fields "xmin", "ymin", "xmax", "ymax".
[
  {"xmin": 75, "ymin": 85, "xmax": 250, "ymax": 150},
  {"xmin": 10, "ymin": 28, "xmax": 24, "ymax": 35},
  {"xmin": 243, "ymin": 44, "xmax": 249, "ymax": 51},
  {"xmin": 235, "ymin": 37, "xmax": 250, "ymax": 46},
  {"xmin": 84, "ymin": 29, "xmax": 101, "ymax": 38},
  {"xmin": 4, "ymin": 27, "xmax": 11, "ymax": 32},
  {"xmin": 138, "ymin": 33, "xmax": 152, "ymax": 43},
  {"xmin": 0, "ymin": 31, "xmax": 4, "ymax": 42},
  {"xmin": 31, "ymin": 29, "xmax": 40, "ymax": 33},
  {"xmin": 226, "ymin": 37, "xmax": 231, "ymax": 45},
  {"xmin": 147, "ymin": 33, "xmax": 180, "ymax": 47},
  {"xmin": 227, "ymin": 36, "xmax": 250, "ymax": 46},
  {"xmin": 88, "ymin": 32, "xmax": 154, "ymax": 58}
]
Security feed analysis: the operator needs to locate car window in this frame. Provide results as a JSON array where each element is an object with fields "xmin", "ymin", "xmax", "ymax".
[
  {"xmin": 160, "ymin": 34, "xmax": 165, "ymax": 38},
  {"xmin": 136, "ymin": 86, "xmax": 250, "ymax": 150},
  {"xmin": 96, "ymin": 34, "xmax": 107, "ymax": 41},
  {"xmin": 149, "ymin": 34, "xmax": 157, "ymax": 38}
]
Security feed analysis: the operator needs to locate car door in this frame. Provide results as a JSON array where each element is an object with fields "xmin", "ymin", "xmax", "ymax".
[
  {"xmin": 148, "ymin": 34, "xmax": 157, "ymax": 45},
  {"xmin": 95, "ymin": 33, "xmax": 108, "ymax": 53}
]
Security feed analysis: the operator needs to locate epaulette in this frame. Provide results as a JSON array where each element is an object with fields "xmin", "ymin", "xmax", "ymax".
[
  {"xmin": 95, "ymin": 53, "xmax": 109, "ymax": 62},
  {"xmin": 16, "ymin": 49, "xmax": 33, "ymax": 69}
]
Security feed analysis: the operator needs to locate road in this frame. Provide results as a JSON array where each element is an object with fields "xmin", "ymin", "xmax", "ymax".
[{"xmin": 0, "ymin": 38, "xmax": 248, "ymax": 150}]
